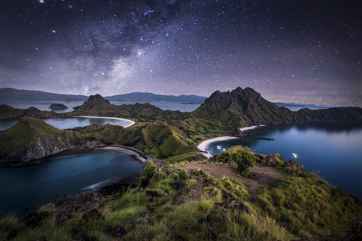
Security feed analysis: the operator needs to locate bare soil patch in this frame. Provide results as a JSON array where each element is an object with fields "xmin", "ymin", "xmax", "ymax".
[{"xmin": 182, "ymin": 161, "xmax": 283, "ymax": 194}]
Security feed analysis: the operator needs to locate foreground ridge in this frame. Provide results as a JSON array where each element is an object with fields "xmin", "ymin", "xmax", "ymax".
[{"xmin": 0, "ymin": 147, "xmax": 360, "ymax": 241}]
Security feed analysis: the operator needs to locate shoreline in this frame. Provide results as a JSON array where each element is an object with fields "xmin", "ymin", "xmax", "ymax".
[
  {"xmin": 239, "ymin": 124, "xmax": 265, "ymax": 133},
  {"xmin": 197, "ymin": 125, "xmax": 265, "ymax": 158},
  {"xmin": 99, "ymin": 145, "xmax": 148, "ymax": 163},
  {"xmin": 0, "ymin": 144, "xmax": 147, "ymax": 167},
  {"xmin": 74, "ymin": 115, "xmax": 136, "ymax": 128},
  {"xmin": 0, "ymin": 145, "xmax": 147, "ymax": 215},
  {"xmin": 197, "ymin": 136, "xmax": 239, "ymax": 158}
]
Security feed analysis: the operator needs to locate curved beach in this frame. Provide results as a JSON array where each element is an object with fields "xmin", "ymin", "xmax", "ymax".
[
  {"xmin": 74, "ymin": 115, "xmax": 136, "ymax": 128},
  {"xmin": 197, "ymin": 125, "xmax": 265, "ymax": 158}
]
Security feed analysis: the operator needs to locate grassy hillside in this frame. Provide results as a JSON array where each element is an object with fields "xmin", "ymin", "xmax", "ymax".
[
  {"xmin": 0, "ymin": 118, "xmax": 196, "ymax": 163},
  {"xmin": 1, "ymin": 147, "xmax": 360, "ymax": 241},
  {"xmin": 0, "ymin": 118, "xmax": 73, "ymax": 162}
]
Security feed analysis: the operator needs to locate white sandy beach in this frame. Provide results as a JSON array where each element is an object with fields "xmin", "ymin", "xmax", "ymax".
[
  {"xmin": 197, "ymin": 125, "xmax": 265, "ymax": 158},
  {"xmin": 197, "ymin": 136, "xmax": 239, "ymax": 158},
  {"xmin": 75, "ymin": 116, "xmax": 136, "ymax": 128},
  {"xmin": 100, "ymin": 146, "xmax": 148, "ymax": 163},
  {"xmin": 239, "ymin": 124, "xmax": 265, "ymax": 132}
]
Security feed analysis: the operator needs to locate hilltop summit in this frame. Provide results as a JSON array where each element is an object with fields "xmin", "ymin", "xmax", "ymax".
[
  {"xmin": 73, "ymin": 94, "xmax": 117, "ymax": 114},
  {"xmin": 194, "ymin": 86, "xmax": 362, "ymax": 128},
  {"xmin": 194, "ymin": 87, "xmax": 292, "ymax": 127}
]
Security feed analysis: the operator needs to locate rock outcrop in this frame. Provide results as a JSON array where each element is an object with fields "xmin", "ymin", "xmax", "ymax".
[{"xmin": 50, "ymin": 103, "xmax": 68, "ymax": 111}]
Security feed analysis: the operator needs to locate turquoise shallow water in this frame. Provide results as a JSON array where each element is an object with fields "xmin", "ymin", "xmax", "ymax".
[
  {"xmin": 44, "ymin": 117, "xmax": 133, "ymax": 129},
  {"xmin": 0, "ymin": 116, "xmax": 133, "ymax": 130},
  {"xmin": 207, "ymin": 125, "xmax": 362, "ymax": 198},
  {"xmin": 0, "ymin": 150, "xmax": 143, "ymax": 215}
]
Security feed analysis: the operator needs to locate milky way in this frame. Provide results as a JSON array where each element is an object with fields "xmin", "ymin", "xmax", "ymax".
[{"xmin": 0, "ymin": 0, "xmax": 361, "ymax": 106}]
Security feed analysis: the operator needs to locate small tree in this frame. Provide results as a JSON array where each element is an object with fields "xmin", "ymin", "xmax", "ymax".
[{"xmin": 235, "ymin": 149, "xmax": 256, "ymax": 175}]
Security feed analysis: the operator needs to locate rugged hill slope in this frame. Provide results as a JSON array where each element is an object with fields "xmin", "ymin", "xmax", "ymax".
[
  {"xmin": 0, "ymin": 118, "xmax": 79, "ymax": 163},
  {"xmin": 0, "ymin": 105, "xmax": 54, "ymax": 120},
  {"xmin": 193, "ymin": 87, "xmax": 362, "ymax": 129},
  {"xmin": 1, "ymin": 148, "xmax": 360, "ymax": 241},
  {"xmin": 73, "ymin": 94, "xmax": 119, "ymax": 115},
  {"xmin": 193, "ymin": 87, "xmax": 293, "ymax": 128},
  {"xmin": 0, "ymin": 118, "xmax": 195, "ymax": 164}
]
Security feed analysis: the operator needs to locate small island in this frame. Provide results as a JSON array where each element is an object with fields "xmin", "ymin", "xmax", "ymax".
[{"xmin": 49, "ymin": 103, "xmax": 68, "ymax": 111}]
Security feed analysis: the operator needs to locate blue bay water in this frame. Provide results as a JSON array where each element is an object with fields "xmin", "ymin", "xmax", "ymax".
[
  {"xmin": 0, "ymin": 150, "xmax": 143, "ymax": 215},
  {"xmin": 207, "ymin": 125, "xmax": 362, "ymax": 198}
]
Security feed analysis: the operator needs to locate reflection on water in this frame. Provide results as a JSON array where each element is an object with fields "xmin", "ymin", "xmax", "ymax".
[
  {"xmin": 207, "ymin": 125, "xmax": 362, "ymax": 198},
  {"xmin": 0, "ymin": 150, "xmax": 144, "ymax": 215}
]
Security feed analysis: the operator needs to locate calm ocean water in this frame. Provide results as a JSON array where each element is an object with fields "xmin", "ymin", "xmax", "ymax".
[
  {"xmin": 0, "ymin": 150, "xmax": 143, "ymax": 215},
  {"xmin": 207, "ymin": 125, "xmax": 362, "ymax": 198}
]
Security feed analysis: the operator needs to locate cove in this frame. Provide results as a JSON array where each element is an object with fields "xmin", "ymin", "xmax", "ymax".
[
  {"xmin": 207, "ymin": 125, "xmax": 362, "ymax": 198},
  {"xmin": 0, "ymin": 116, "xmax": 134, "ymax": 131},
  {"xmin": 0, "ymin": 149, "xmax": 144, "ymax": 215}
]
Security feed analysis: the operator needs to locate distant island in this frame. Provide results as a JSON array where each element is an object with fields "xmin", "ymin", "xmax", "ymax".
[{"xmin": 49, "ymin": 103, "xmax": 68, "ymax": 111}]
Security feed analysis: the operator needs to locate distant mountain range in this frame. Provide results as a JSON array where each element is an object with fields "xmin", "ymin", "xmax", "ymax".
[
  {"xmin": 0, "ymin": 88, "xmax": 206, "ymax": 104},
  {"xmin": 0, "ymin": 88, "xmax": 87, "ymax": 102},
  {"xmin": 107, "ymin": 92, "xmax": 206, "ymax": 104}
]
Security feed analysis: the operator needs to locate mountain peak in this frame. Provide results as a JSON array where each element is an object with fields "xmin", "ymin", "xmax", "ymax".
[
  {"xmin": 87, "ymin": 94, "xmax": 110, "ymax": 104},
  {"xmin": 194, "ymin": 86, "xmax": 289, "ymax": 127},
  {"xmin": 231, "ymin": 87, "xmax": 243, "ymax": 94},
  {"xmin": 75, "ymin": 94, "xmax": 113, "ymax": 112}
]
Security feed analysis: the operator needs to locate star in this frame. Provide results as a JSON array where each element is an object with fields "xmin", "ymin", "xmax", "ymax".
[
  {"xmin": 51, "ymin": 29, "xmax": 57, "ymax": 34},
  {"xmin": 38, "ymin": 0, "xmax": 45, "ymax": 4},
  {"xmin": 136, "ymin": 49, "xmax": 145, "ymax": 57}
]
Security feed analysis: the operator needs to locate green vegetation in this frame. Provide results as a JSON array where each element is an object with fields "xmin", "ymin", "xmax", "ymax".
[
  {"xmin": 0, "ymin": 118, "xmax": 197, "ymax": 163},
  {"xmin": 255, "ymin": 174, "xmax": 361, "ymax": 239},
  {"xmin": 1, "ymin": 151, "xmax": 361, "ymax": 241},
  {"xmin": 0, "ymin": 117, "xmax": 77, "ymax": 162},
  {"xmin": 211, "ymin": 146, "xmax": 257, "ymax": 175},
  {"xmin": 1, "ymin": 90, "xmax": 362, "ymax": 240}
]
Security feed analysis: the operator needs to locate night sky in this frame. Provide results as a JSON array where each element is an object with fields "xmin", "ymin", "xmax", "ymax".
[{"xmin": 0, "ymin": 0, "xmax": 361, "ymax": 106}]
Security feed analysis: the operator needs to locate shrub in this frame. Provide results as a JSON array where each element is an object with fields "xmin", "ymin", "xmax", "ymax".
[
  {"xmin": 211, "ymin": 146, "xmax": 257, "ymax": 175},
  {"xmin": 234, "ymin": 149, "xmax": 257, "ymax": 175}
]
